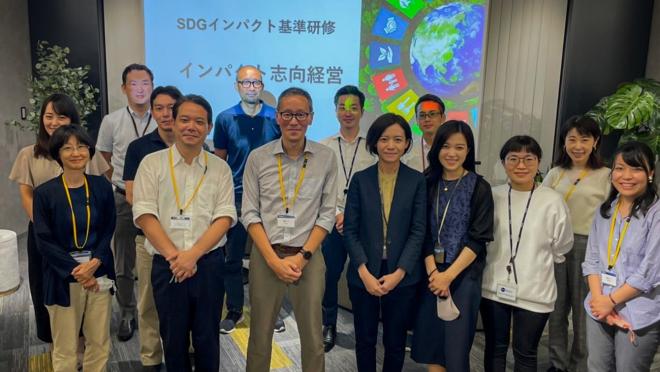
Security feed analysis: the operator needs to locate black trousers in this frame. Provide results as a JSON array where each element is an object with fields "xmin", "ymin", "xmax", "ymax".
[
  {"xmin": 480, "ymin": 298, "xmax": 550, "ymax": 372},
  {"xmin": 349, "ymin": 272, "xmax": 417, "ymax": 372},
  {"xmin": 28, "ymin": 222, "xmax": 52, "ymax": 343},
  {"xmin": 152, "ymin": 248, "xmax": 225, "ymax": 372},
  {"xmin": 321, "ymin": 227, "xmax": 348, "ymax": 327}
]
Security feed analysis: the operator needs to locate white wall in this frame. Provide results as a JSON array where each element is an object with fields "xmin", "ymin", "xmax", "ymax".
[
  {"xmin": 0, "ymin": 0, "xmax": 35, "ymax": 234},
  {"xmin": 103, "ymin": 0, "xmax": 146, "ymax": 112}
]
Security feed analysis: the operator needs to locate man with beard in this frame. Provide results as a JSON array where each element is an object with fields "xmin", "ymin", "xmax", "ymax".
[
  {"xmin": 213, "ymin": 65, "xmax": 284, "ymax": 334},
  {"xmin": 123, "ymin": 86, "xmax": 182, "ymax": 371}
]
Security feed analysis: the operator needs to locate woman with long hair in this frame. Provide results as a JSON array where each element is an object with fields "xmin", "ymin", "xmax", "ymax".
[
  {"xmin": 411, "ymin": 120, "xmax": 494, "ymax": 372},
  {"xmin": 8, "ymin": 93, "xmax": 109, "ymax": 343},
  {"xmin": 543, "ymin": 116, "xmax": 610, "ymax": 372},
  {"xmin": 582, "ymin": 141, "xmax": 659, "ymax": 372}
]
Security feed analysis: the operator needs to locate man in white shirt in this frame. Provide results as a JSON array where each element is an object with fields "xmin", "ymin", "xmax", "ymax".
[
  {"xmin": 402, "ymin": 94, "xmax": 446, "ymax": 172},
  {"xmin": 96, "ymin": 64, "xmax": 157, "ymax": 341},
  {"xmin": 133, "ymin": 95, "xmax": 237, "ymax": 371},
  {"xmin": 319, "ymin": 85, "xmax": 376, "ymax": 351}
]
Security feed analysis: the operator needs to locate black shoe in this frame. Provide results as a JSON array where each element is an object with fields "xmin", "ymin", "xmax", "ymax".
[
  {"xmin": 141, "ymin": 364, "xmax": 162, "ymax": 372},
  {"xmin": 547, "ymin": 367, "xmax": 567, "ymax": 372},
  {"xmin": 323, "ymin": 325, "xmax": 337, "ymax": 352},
  {"xmin": 117, "ymin": 318, "xmax": 136, "ymax": 342}
]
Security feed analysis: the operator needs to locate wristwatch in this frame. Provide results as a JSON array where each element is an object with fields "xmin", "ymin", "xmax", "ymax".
[{"xmin": 298, "ymin": 248, "xmax": 312, "ymax": 260}]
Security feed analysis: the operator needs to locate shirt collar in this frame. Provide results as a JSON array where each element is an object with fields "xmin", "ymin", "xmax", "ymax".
[
  {"xmin": 335, "ymin": 131, "xmax": 365, "ymax": 144},
  {"xmin": 272, "ymin": 138, "xmax": 314, "ymax": 156},
  {"xmin": 149, "ymin": 129, "xmax": 168, "ymax": 146},
  {"xmin": 127, "ymin": 105, "xmax": 151, "ymax": 119},
  {"xmin": 236, "ymin": 100, "xmax": 265, "ymax": 117},
  {"xmin": 171, "ymin": 144, "xmax": 207, "ymax": 168}
]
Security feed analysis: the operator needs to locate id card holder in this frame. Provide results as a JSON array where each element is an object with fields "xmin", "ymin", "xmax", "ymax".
[
  {"xmin": 496, "ymin": 281, "xmax": 517, "ymax": 301},
  {"xmin": 601, "ymin": 270, "xmax": 617, "ymax": 287},
  {"xmin": 70, "ymin": 250, "xmax": 92, "ymax": 263},
  {"xmin": 170, "ymin": 215, "xmax": 192, "ymax": 230},
  {"xmin": 277, "ymin": 214, "xmax": 296, "ymax": 228}
]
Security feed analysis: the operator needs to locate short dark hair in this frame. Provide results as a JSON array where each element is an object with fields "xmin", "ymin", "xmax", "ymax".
[
  {"xmin": 48, "ymin": 124, "xmax": 96, "ymax": 167},
  {"xmin": 173, "ymin": 94, "xmax": 213, "ymax": 125},
  {"xmin": 600, "ymin": 141, "xmax": 657, "ymax": 219},
  {"xmin": 415, "ymin": 94, "xmax": 446, "ymax": 115},
  {"xmin": 555, "ymin": 115, "xmax": 604, "ymax": 169},
  {"xmin": 277, "ymin": 87, "xmax": 314, "ymax": 113},
  {"xmin": 499, "ymin": 135, "xmax": 543, "ymax": 161},
  {"xmin": 366, "ymin": 113, "xmax": 412, "ymax": 156},
  {"xmin": 35, "ymin": 93, "xmax": 81, "ymax": 158},
  {"xmin": 122, "ymin": 63, "xmax": 154, "ymax": 85},
  {"xmin": 333, "ymin": 85, "xmax": 365, "ymax": 110},
  {"xmin": 150, "ymin": 86, "xmax": 183, "ymax": 108}
]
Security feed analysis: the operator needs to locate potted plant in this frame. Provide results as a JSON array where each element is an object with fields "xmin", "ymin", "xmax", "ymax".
[
  {"xmin": 5, "ymin": 41, "xmax": 99, "ymax": 132},
  {"xmin": 586, "ymin": 78, "xmax": 660, "ymax": 161}
]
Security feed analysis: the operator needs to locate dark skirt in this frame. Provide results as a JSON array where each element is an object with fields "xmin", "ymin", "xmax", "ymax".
[
  {"xmin": 27, "ymin": 222, "xmax": 52, "ymax": 343},
  {"xmin": 411, "ymin": 263, "xmax": 482, "ymax": 371}
]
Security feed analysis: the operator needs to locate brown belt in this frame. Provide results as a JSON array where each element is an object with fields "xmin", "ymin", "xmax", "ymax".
[{"xmin": 272, "ymin": 244, "xmax": 302, "ymax": 258}]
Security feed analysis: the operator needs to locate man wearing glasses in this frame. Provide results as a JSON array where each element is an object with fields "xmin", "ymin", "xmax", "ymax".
[
  {"xmin": 242, "ymin": 87, "xmax": 338, "ymax": 372},
  {"xmin": 213, "ymin": 65, "xmax": 284, "ymax": 334},
  {"xmin": 403, "ymin": 94, "xmax": 446, "ymax": 172}
]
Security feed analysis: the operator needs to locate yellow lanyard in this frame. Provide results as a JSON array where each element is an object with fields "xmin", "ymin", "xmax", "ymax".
[
  {"xmin": 277, "ymin": 153, "xmax": 308, "ymax": 213},
  {"xmin": 607, "ymin": 201, "xmax": 630, "ymax": 270},
  {"xmin": 552, "ymin": 168, "xmax": 589, "ymax": 201},
  {"xmin": 61, "ymin": 175, "xmax": 90, "ymax": 250},
  {"xmin": 168, "ymin": 147, "xmax": 208, "ymax": 215}
]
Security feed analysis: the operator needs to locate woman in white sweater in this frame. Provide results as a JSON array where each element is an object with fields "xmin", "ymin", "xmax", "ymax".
[
  {"xmin": 481, "ymin": 135, "xmax": 574, "ymax": 372},
  {"xmin": 543, "ymin": 116, "xmax": 610, "ymax": 372}
]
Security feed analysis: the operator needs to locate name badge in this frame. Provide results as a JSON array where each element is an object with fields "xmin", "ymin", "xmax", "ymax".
[
  {"xmin": 496, "ymin": 281, "xmax": 517, "ymax": 302},
  {"xmin": 170, "ymin": 215, "xmax": 192, "ymax": 230},
  {"xmin": 601, "ymin": 270, "xmax": 617, "ymax": 287},
  {"xmin": 277, "ymin": 214, "xmax": 296, "ymax": 228},
  {"xmin": 70, "ymin": 250, "xmax": 92, "ymax": 263}
]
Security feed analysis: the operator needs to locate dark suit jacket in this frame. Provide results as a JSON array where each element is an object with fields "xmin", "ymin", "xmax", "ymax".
[{"xmin": 343, "ymin": 162, "xmax": 426, "ymax": 289}]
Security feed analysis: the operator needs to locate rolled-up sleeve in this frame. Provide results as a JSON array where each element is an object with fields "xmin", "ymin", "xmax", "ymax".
[
  {"xmin": 132, "ymin": 155, "xmax": 160, "ymax": 224},
  {"xmin": 240, "ymin": 152, "xmax": 262, "ymax": 227},
  {"xmin": 314, "ymin": 152, "xmax": 338, "ymax": 233},
  {"xmin": 582, "ymin": 214, "xmax": 603, "ymax": 276},
  {"xmin": 626, "ymin": 210, "xmax": 660, "ymax": 293},
  {"xmin": 213, "ymin": 161, "xmax": 237, "ymax": 227}
]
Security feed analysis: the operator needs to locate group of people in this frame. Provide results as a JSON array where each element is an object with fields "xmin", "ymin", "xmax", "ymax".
[{"xmin": 8, "ymin": 62, "xmax": 658, "ymax": 372}]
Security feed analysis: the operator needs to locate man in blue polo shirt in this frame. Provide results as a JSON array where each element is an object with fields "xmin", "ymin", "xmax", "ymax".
[
  {"xmin": 214, "ymin": 65, "xmax": 283, "ymax": 334},
  {"xmin": 123, "ymin": 85, "xmax": 182, "ymax": 372}
]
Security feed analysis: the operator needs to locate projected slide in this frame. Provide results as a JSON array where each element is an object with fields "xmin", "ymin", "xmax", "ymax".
[
  {"xmin": 144, "ymin": 0, "xmax": 487, "ymax": 141},
  {"xmin": 360, "ymin": 0, "xmax": 487, "ymax": 135}
]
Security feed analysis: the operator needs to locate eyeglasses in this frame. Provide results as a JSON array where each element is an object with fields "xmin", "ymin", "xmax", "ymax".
[
  {"xmin": 237, "ymin": 80, "xmax": 263, "ymax": 88},
  {"xmin": 60, "ymin": 144, "xmax": 90, "ymax": 154},
  {"xmin": 279, "ymin": 111, "xmax": 311, "ymax": 121},
  {"xmin": 504, "ymin": 155, "xmax": 538, "ymax": 166},
  {"xmin": 418, "ymin": 111, "xmax": 443, "ymax": 120}
]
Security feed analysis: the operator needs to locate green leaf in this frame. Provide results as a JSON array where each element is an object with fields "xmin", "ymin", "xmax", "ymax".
[{"xmin": 603, "ymin": 84, "xmax": 656, "ymax": 130}]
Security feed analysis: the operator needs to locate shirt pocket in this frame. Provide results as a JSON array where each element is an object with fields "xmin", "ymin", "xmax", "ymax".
[{"xmin": 298, "ymin": 177, "xmax": 323, "ymax": 201}]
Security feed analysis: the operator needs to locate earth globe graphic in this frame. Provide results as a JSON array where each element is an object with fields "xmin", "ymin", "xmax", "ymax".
[{"xmin": 410, "ymin": 3, "xmax": 485, "ymax": 97}]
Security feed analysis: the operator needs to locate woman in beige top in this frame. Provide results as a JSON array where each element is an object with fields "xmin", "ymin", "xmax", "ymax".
[
  {"xmin": 9, "ymin": 93, "xmax": 109, "ymax": 343},
  {"xmin": 542, "ymin": 116, "xmax": 610, "ymax": 372}
]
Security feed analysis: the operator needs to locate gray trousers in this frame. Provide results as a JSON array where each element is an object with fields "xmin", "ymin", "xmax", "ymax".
[
  {"xmin": 548, "ymin": 234, "xmax": 588, "ymax": 371},
  {"xmin": 113, "ymin": 190, "xmax": 137, "ymax": 319},
  {"xmin": 586, "ymin": 316, "xmax": 659, "ymax": 372},
  {"xmin": 246, "ymin": 245, "xmax": 326, "ymax": 372}
]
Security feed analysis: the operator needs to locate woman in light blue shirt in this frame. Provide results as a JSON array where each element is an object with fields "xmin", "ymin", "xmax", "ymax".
[{"xmin": 582, "ymin": 141, "xmax": 659, "ymax": 372}]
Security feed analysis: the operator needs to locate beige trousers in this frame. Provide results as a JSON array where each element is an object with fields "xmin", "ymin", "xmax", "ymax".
[
  {"xmin": 135, "ymin": 234, "xmax": 164, "ymax": 366},
  {"xmin": 246, "ymin": 246, "xmax": 326, "ymax": 372},
  {"xmin": 47, "ymin": 282, "xmax": 112, "ymax": 372}
]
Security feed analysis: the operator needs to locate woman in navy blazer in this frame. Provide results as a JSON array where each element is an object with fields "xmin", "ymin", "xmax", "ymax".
[{"xmin": 344, "ymin": 113, "xmax": 426, "ymax": 372}]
